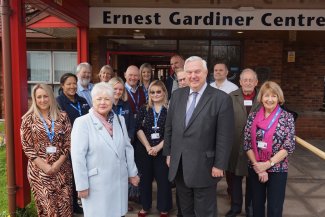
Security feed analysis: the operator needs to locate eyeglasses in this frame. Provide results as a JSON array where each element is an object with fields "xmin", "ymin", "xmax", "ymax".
[
  {"xmin": 178, "ymin": 78, "xmax": 186, "ymax": 82},
  {"xmin": 150, "ymin": 90, "xmax": 162, "ymax": 95}
]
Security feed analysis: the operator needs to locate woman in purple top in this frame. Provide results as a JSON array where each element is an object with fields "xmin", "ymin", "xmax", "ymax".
[{"xmin": 243, "ymin": 81, "xmax": 295, "ymax": 217}]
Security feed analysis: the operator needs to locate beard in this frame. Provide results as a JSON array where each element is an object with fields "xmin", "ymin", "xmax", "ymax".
[{"xmin": 80, "ymin": 78, "xmax": 90, "ymax": 87}]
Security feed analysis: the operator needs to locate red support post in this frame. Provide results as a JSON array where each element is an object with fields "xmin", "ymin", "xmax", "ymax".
[
  {"xmin": 10, "ymin": 0, "xmax": 30, "ymax": 207},
  {"xmin": 77, "ymin": 26, "xmax": 89, "ymax": 63}
]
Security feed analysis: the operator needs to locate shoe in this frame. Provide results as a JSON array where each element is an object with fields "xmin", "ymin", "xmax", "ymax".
[
  {"xmin": 73, "ymin": 205, "xmax": 83, "ymax": 214},
  {"xmin": 225, "ymin": 209, "xmax": 241, "ymax": 217},
  {"xmin": 138, "ymin": 211, "xmax": 147, "ymax": 217},
  {"xmin": 160, "ymin": 213, "xmax": 169, "ymax": 217}
]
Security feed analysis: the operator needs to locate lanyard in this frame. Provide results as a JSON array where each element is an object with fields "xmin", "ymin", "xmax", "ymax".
[
  {"xmin": 261, "ymin": 107, "xmax": 282, "ymax": 138},
  {"xmin": 143, "ymin": 86, "xmax": 148, "ymax": 101},
  {"xmin": 126, "ymin": 87, "xmax": 140, "ymax": 113},
  {"xmin": 70, "ymin": 102, "xmax": 82, "ymax": 116},
  {"xmin": 40, "ymin": 115, "xmax": 55, "ymax": 143},
  {"xmin": 152, "ymin": 106, "xmax": 162, "ymax": 130}
]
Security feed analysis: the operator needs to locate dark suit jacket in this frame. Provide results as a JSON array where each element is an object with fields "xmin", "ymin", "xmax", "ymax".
[
  {"xmin": 163, "ymin": 85, "xmax": 234, "ymax": 188},
  {"xmin": 165, "ymin": 73, "xmax": 176, "ymax": 99},
  {"xmin": 228, "ymin": 88, "xmax": 260, "ymax": 176}
]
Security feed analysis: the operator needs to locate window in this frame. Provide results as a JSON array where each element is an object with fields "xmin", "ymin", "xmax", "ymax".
[{"xmin": 27, "ymin": 51, "xmax": 77, "ymax": 97}]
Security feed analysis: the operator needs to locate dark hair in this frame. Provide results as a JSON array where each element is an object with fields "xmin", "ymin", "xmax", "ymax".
[
  {"xmin": 213, "ymin": 59, "xmax": 229, "ymax": 70},
  {"xmin": 60, "ymin": 73, "xmax": 78, "ymax": 85}
]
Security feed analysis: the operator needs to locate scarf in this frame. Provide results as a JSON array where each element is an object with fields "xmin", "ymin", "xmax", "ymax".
[
  {"xmin": 92, "ymin": 109, "xmax": 113, "ymax": 137},
  {"xmin": 251, "ymin": 105, "xmax": 282, "ymax": 162}
]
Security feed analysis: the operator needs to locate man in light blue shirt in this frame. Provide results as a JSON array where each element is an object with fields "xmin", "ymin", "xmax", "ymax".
[{"xmin": 76, "ymin": 62, "xmax": 94, "ymax": 107}]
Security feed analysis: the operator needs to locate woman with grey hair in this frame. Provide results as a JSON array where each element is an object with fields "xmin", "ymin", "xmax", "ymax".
[{"xmin": 71, "ymin": 82, "xmax": 140, "ymax": 217}]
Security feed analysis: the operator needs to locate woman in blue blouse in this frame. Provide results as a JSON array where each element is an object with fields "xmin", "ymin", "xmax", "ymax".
[
  {"xmin": 136, "ymin": 80, "xmax": 172, "ymax": 217},
  {"xmin": 108, "ymin": 77, "xmax": 135, "ymax": 141},
  {"xmin": 56, "ymin": 72, "xmax": 90, "ymax": 214},
  {"xmin": 244, "ymin": 81, "xmax": 295, "ymax": 217}
]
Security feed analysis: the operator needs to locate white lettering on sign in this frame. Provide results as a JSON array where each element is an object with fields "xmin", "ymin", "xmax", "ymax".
[{"xmin": 90, "ymin": 8, "xmax": 325, "ymax": 30}]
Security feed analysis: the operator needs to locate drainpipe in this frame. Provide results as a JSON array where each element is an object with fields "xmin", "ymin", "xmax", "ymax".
[{"xmin": 1, "ymin": 0, "xmax": 17, "ymax": 216}]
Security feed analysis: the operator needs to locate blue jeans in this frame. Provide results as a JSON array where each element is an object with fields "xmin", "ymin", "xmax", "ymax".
[{"xmin": 248, "ymin": 168, "xmax": 287, "ymax": 217}]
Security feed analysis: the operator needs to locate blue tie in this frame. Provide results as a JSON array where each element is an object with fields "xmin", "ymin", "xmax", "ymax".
[{"xmin": 186, "ymin": 92, "xmax": 198, "ymax": 126}]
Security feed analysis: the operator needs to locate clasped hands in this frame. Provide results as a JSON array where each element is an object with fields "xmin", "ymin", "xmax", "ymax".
[
  {"xmin": 253, "ymin": 161, "xmax": 270, "ymax": 183},
  {"xmin": 146, "ymin": 146, "xmax": 161, "ymax": 156},
  {"xmin": 41, "ymin": 160, "xmax": 61, "ymax": 175}
]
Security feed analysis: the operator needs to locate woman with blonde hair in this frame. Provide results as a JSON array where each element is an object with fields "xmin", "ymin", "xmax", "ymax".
[
  {"xmin": 244, "ymin": 81, "xmax": 295, "ymax": 217},
  {"xmin": 20, "ymin": 84, "xmax": 73, "ymax": 216},
  {"xmin": 108, "ymin": 77, "xmax": 135, "ymax": 141},
  {"xmin": 135, "ymin": 80, "xmax": 172, "ymax": 217},
  {"xmin": 98, "ymin": 64, "xmax": 114, "ymax": 82},
  {"xmin": 139, "ymin": 63, "xmax": 153, "ymax": 102}
]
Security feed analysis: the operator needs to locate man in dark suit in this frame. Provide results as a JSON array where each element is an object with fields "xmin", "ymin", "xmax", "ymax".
[{"xmin": 163, "ymin": 56, "xmax": 234, "ymax": 217}]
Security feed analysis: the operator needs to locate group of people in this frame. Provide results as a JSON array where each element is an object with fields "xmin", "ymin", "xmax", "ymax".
[{"xmin": 20, "ymin": 54, "xmax": 295, "ymax": 217}]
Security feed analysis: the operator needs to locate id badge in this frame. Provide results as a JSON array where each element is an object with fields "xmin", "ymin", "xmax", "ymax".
[
  {"xmin": 244, "ymin": 100, "xmax": 253, "ymax": 106},
  {"xmin": 46, "ymin": 146, "xmax": 57, "ymax": 154},
  {"xmin": 151, "ymin": 133, "xmax": 160, "ymax": 140},
  {"xmin": 257, "ymin": 141, "xmax": 267, "ymax": 149}
]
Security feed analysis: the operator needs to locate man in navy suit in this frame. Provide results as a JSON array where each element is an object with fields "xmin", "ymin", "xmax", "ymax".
[{"xmin": 163, "ymin": 56, "xmax": 234, "ymax": 217}]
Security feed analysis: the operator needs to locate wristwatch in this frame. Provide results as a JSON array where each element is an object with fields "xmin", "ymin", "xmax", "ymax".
[{"xmin": 269, "ymin": 160, "xmax": 275, "ymax": 167}]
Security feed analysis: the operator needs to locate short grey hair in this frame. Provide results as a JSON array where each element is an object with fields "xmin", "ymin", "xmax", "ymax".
[
  {"xmin": 91, "ymin": 82, "xmax": 114, "ymax": 101},
  {"xmin": 76, "ymin": 62, "xmax": 92, "ymax": 74},
  {"xmin": 240, "ymin": 68, "xmax": 258, "ymax": 80},
  {"xmin": 184, "ymin": 56, "xmax": 207, "ymax": 71}
]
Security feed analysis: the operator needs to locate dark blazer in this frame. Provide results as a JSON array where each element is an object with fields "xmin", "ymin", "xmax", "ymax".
[
  {"xmin": 112, "ymin": 99, "xmax": 135, "ymax": 140},
  {"xmin": 165, "ymin": 74, "xmax": 176, "ymax": 99},
  {"xmin": 163, "ymin": 85, "xmax": 234, "ymax": 188},
  {"xmin": 56, "ymin": 93, "xmax": 90, "ymax": 126},
  {"xmin": 228, "ymin": 88, "xmax": 260, "ymax": 176}
]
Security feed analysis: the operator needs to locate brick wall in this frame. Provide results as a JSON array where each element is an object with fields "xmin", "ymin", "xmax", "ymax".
[
  {"xmin": 242, "ymin": 39, "xmax": 325, "ymax": 140},
  {"xmin": 295, "ymin": 112, "xmax": 325, "ymax": 139}
]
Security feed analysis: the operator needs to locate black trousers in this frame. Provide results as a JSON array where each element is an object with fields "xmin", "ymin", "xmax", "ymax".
[
  {"xmin": 248, "ymin": 168, "xmax": 287, "ymax": 217},
  {"xmin": 228, "ymin": 172, "xmax": 253, "ymax": 215},
  {"xmin": 136, "ymin": 145, "xmax": 172, "ymax": 212},
  {"xmin": 175, "ymin": 163, "xmax": 217, "ymax": 217}
]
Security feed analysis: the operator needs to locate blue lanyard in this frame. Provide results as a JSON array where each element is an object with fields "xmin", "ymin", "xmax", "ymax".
[
  {"xmin": 70, "ymin": 102, "xmax": 82, "ymax": 116},
  {"xmin": 40, "ymin": 115, "xmax": 55, "ymax": 143},
  {"xmin": 143, "ymin": 86, "xmax": 148, "ymax": 102},
  {"xmin": 152, "ymin": 107, "xmax": 162, "ymax": 130},
  {"xmin": 261, "ymin": 107, "xmax": 282, "ymax": 138},
  {"xmin": 126, "ymin": 87, "xmax": 140, "ymax": 113}
]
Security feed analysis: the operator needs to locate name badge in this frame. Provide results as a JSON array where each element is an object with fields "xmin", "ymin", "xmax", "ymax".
[
  {"xmin": 151, "ymin": 133, "xmax": 160, "ymax": 140},
  {"xmin": 244, "ymin": 100, "xmax": 253, "ymax": 106},
  {"xmin": 257, "ymin": 141, "xmax": 267, "ymax": 149},
  {"xmin": 46, "ymin": 146, "xmax": 57, "ymax": 154}
]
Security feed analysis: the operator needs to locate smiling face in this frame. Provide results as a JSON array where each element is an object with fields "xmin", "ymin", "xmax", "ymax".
[
  {"xmin": 35, "ymin": 87, "xmax": 50, "ymax": 113},
  {"xmin": 262, "ymin": 90, "xmax": 279, "ymax": 113},
  {"xmin": 141, "ymin": 67, "xmax": 152, "ymax": 83},
  {"xmin": 77, "ymin": 66, "xmax": 92, "ymax": 87},
  {"xmin": 185, "ymin": 60, "xmax": 208, "ymax": 92},
  {"xmin": 61, "ymin": 76, "xmax": 77, "ymax": 99},
  {"xmin": 149, "ymin": 85, "xmax": 165, "ymax": 104},
  {"xmin": 240, "ymin": 70, "xmax": 258, "ymax": 95},
  {"xmin": 113, "ymin": 82, "xmax": 124, "ymax": 101},
  {"xmin": 92, "ymin": 92, "xmax": 113, "ymax": 117},
  {"xmin": 125, "ymin": 66, "xmax": 140, "ymax": 88},
  {"xmin": 99, "ymin": 68, "xmax": 114, "ymax": 82}
]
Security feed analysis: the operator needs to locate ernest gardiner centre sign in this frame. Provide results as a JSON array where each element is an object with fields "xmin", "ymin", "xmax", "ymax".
[{"xmin": 90, "ymin": 8, "xmax": 325, "ymax": 31}]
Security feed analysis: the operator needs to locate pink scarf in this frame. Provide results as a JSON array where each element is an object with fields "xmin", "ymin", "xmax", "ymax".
[
  {"xmin": 251, "ymin": 105, "xmax": 282, "ymax": 162},
  {"xmin": 93, "ymin": 109, "xmax": 113, "ymax": 137}
]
